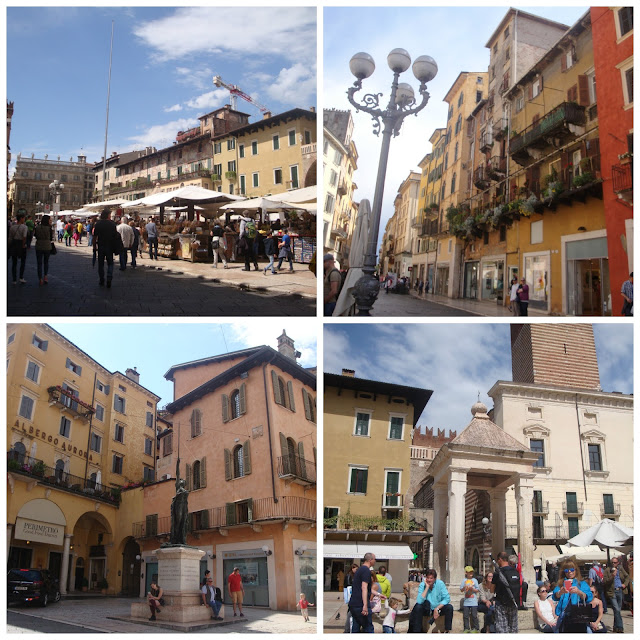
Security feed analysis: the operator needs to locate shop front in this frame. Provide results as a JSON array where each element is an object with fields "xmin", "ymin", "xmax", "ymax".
[
  {"xmin": 522, "ymin": 251, "xmax": 550, "ymax": 312},
  {"xmin": 463, "ymin": 261, "xmax": 479, "ymax": 299},
  {"xmin": 435, "ymin": 264, "xmax": 449, "ymax": 296},
  {"xmin": 480, "ymin": 257, "xmax": 505, "ymax": 302}
]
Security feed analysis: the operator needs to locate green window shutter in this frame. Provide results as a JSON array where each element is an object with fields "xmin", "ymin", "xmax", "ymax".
[
  {"xmin": 66, "ymin": 357, "xmax": 71, "ymax": 368},
  {"xmin": 243, "ymin": 439, "xmax": 251, "ymax": 475},
  {"xmin": 185, "ymin": 463, "xmax": 192, "ymax": 491},
  {"xmin": 287, "ymin": 381, "xmax": 296, "ymax": 412},
  {"xmin": 200, "ymin": 456, "xmax": 207, "ymax": 488},
  {"xmin": 271, "ymin": 370, "xmax": 282, "ymax": 405},
  {"xmin": 226, "ymin": 502, "xmax": 236, "ymax": 526},
  {"xmin": 302, "ymin": 389, "xmax": 311, "ymax": 420},
  {"xmin": 349, "ymin": 469, "xmax": 357, "ymax": 493},
  {"xmin": 41, "ymin": 340, "xmax": 48, "ymax": 351},
  {"xmin": 76, "ymin": 364, "xmax": 82, "ymax": 376},
  {"xmin": 279, "ymin": 432, "xmax": 289, "ymax": 473},
  {"xmin": 247, "ymin": 498, "xmax": 253, "ymax": 522},
  {"xmin": 222, "ymin": 394, "xmax": 230, "ymax": 423},
  {"xmin": 298, "ymin": 441, "xmax": 307, "ymax": 479},
  {"xmin": 224, "ymin": 449, "xmax": 231, "ymax": 481},
  {"xmin": 239, "ymin": 383, "xmax": 246, "ymax": 415},
  {"xmin": 362, "ymin": 470, "xmax": 368, "ymax": 494}
]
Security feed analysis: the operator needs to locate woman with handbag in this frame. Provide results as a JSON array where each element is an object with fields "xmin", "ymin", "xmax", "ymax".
[
  {"xmin": 551, "ymin": 560, "xmax": 592, "ymax": 632},
  {"xmin": 34, "ymin": 215, "xmax": 54, "ymax": 286},
  {"xmin": 147, "ymin": 580, "xmax": 164, "ymax": 621}
]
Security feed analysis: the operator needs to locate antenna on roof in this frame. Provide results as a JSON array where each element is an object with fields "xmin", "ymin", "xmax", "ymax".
[{"xmin": 220, "ymin": 325, "xmax": 229, "ymax": 353}]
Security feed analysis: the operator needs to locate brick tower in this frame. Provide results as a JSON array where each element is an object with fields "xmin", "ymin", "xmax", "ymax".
[{"xmin": 510, "ymin": 324, "xmax": 601, "ymax": 390}]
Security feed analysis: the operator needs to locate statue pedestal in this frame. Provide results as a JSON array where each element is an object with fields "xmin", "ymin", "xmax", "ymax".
[{"xmin": 132, "ymin": 546, "xmax": 214, "ymax": 624}]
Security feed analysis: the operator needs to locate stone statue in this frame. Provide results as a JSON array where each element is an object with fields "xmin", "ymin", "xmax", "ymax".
[{"xmin": 169, "ymin": 458, "xmax": 189, "ymax": 545}]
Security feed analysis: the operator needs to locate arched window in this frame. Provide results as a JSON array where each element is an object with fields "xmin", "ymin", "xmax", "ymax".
[
  {"xmin": 55, "ymin": 459, "xmax": 65, "ymax": 482},
  {"xmin": 451, "ymin": 173, "xmax": 457, "ymax": 194},
  {"xmin": 88, "ymin": 472, "xmax": 97, "ymax": 490},
  {"xmin": 454, "ymin": 142, "xmax": 459, "ymax": 161},
  {"xmin": 278, "ymin": 378, "xmax": 287, "ymax": 403},
  {"xmin": 190, "ymin": 409, "xmax": 202, "ymax": 438},
  {"xmin": 231, "ymin": 390, "xmax": 240, "ymax": 420},
  {"xmin": 11, "ymin": 441, "xmax": 26, "ymax": 464},
  {"xmin": 287, "ymin": 437, "xmax": 298, "ymax": 476},
  {"xmin": 193, "ymin": 460, "xmax": 201, "ymax": 490},
  {"xmin": 233, "ymin": 445, "xmax": 245, "ymax": 478}
]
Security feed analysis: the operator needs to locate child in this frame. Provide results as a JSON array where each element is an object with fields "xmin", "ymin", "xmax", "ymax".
[
  {"xmin": 460, "ymin": 565, "xmax": 480, "ymax": 633},
  {"xmin": 370, "ymin": 578, "xmax": 387, "ymax": 614},
  {"xmin": 297, "ymin": 593, "xmax": 314, "ymax": 622},
  {"xmin": 382, "ymin": 597, "xmax": 411, "ymax": 633}
]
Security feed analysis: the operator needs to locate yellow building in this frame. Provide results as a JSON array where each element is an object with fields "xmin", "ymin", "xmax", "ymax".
[
  {"xmin": 212, "ymin": 108, "xmax": 317, "ymax": 198},
  {"xmin": 7, "ymin": 324, "xmax": 160, "ymax": 596},
  {"xmin": 323, "ymin": 369, "xmax": 432, "ymax": 589}
]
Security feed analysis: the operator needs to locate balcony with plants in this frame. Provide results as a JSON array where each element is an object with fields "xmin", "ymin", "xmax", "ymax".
[
  {"xmin": 47, "ymin": 386, "xmax": 95, "ymax": 421},
  {"xmin": 323, "ymin": 510, "xmax": 421, "ymax": 533}
]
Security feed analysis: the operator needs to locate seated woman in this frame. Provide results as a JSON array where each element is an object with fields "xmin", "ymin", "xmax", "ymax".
[
  {"xmin": 551, "ymin": 560, "xmax": 592, "ymax": 633},
  {"xmin": 477, "ymin": 572, "xmax": 496, "ymax": 633},
  {"xmin": 534, "ymin": 584, "xmax": 558, "ymax": 632},
  {"xmin": 588, "ymin": 585, "xmax": 607, "ymax": 633}
]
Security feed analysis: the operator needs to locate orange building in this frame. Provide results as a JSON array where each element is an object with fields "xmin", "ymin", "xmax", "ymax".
[{"xmin": 136, "ymin": 332, "xmax": 317, "ymax": 611}]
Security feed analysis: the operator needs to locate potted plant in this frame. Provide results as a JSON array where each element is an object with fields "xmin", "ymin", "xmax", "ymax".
[
  {"xmin": 618, "ymin": 152, "xmax": 632, "ymax": 166},
  {"xmin": 8, "ymin": 459, "xmax": 21, "ymax": 472},
  {"xmin": 98, "ymin": 578, "xmax": 108, "ymax": 594},
  {"xmin": 32, "ymin": 461, "xmax": 46, "ymax": 477},
  {"xmin": 82, "ymin": 577, "xmax": 89, "ymax": 592},
  {"xmin": 572, "ymin": 171, "xmax": 594, "ymax": 188}
]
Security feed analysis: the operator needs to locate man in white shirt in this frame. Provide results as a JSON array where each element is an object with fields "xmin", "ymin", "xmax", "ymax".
[
  {"xmin": 201, "ymin": 577, "xmax": 223, "ymax": 620},
  {"xmin": 116, "ymin": 217, "xmax": 135, "ymax": 271}
]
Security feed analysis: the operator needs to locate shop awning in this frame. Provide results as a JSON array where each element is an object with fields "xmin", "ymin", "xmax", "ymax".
[{"xmin": 323, "ymin": 541, "xmax": 414, "ymax": 560}]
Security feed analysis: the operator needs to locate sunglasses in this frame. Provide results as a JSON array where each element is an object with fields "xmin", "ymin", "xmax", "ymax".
[
  {"xmin": 564, "ymin": 568, "xmax": 576, "ymax": 573},
  {"xmin": 539, "ymin": 589, "xmax": 547, "ymax": 594}
]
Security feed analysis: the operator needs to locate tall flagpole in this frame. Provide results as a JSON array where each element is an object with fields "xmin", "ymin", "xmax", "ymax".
[{"xmin": 101, "ymin": 21, "xmax": 114, "ymax": 202}]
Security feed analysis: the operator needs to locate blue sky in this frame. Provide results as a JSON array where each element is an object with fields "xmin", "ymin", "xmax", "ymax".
[
  {"xmin": 49, "ymin": 321, "xmax": 317, "ymax": 408},
  {"xmin": 324, "ymin": 323, "xmax": 632, "ymax": 432},
  {"xmin": 324, "ymin": 5, "xmax": 590, "ymax": 251},
  {"xmin": 8, "ymin": 7, "xmax": 316, "ymax": 174}
]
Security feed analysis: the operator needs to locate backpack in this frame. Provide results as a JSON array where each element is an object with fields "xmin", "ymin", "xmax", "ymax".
[
  {"xmin": 214, "ymin": 587, "xmax": 222, "ymax": 602},
  {"xmin": 329, "ymin": 268, "xmax": 346, "ymax": 297},
  {"xmin": 245, "ymin": 219, "xmax": 257, "ymax": 239}
]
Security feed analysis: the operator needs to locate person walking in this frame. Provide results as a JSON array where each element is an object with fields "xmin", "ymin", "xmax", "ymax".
[
  {"xmin": 603, "ymin": 556, "xmax": 629, "ymax": 633},
  {"xmin": 491, "ymin": 551, "xmax": 520, "ymax": 633},
  {"xmin": 344, "ymin": 563, "xmax": 358, "ymax": 632},
  {"xmin": 146, "ymin": 216, "xmax": 159, "ymax": 260},
  {"xmin": 382, "ymin": 597, "xmax": 411, "ymax": 634},
  {"xmin": 209, "ymin": 220, "xmax": 228, "ymax": 268},
  {"xmin": 147, "ymin": 579, "xmax": 163, "ymax": 621},
  {"xmin": 129, "ymin": 221, "xmax": 139, "ymax": 269},
  {"xmin": 76, "ymin": 220, "xmax": 84, "ymax": 245},
  {"xmin": 117, "ymin": 217, "xmax": 134, "ymax": 270},
  {"xmin": 56, "ymin": 217, "xmax": 64, "ymax": 242},
  {"xmin": 277, "ymin": 228, "xmax": 294, "ymax": 271},
  {"xmin": 8, "ymin": 213, "xmax": 29, "ymax": 285},
  {"xmin": 517, "ymin": 278, "xmax": 530, "ymax": 316},
  {"xmin": 227, "ymin": 567, "xmax": 245, "ymax": 617},
  {"xmin": 34, "ymin": 214, "xmax": 54, "ymax": 286},
  {"xmin": 238, "ymin": 211, "xmax": 259, "ymax": 271},
  {"xmin": 621, "ymin": 272, "xmax": 633, "ymax": 316},
  {"xmin": 588, "ymin": 561, "xmax": 607, "ymax": 613},
  {"xmin": 93, "ymin": 209, "xmax": 119, "ymax": 288},
  {"xmin": 297, "ymin": 592, "xmax": 314, "ymax": 622},
  {"xmin": 509, "ymin": 277, "xmax": 520, "ymax": 315},
  {"xmin": 349, "ymin": 552, "xmax": 376, "ymax": 633},
  {"xmin": 262, "ymin": 229, "xmax": 278, "ymax": 275},
  {"xmin": 25, "ymin": 215, "xmax": 35, "ymax": 248},
  {"xmin": 323, "ymin": 254, "xmax": 341, "ymax": 316},
  {"xmin": 63, "ymin": 220, "xmax": 73, "ymax": 246},
  {"xmin": 201, "ymin": 576, "xmax": 223, "ymax": 620}
]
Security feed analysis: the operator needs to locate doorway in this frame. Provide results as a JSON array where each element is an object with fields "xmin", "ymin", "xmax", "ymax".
[
  {"xmin": 568, "ymin": 257, "xmax": 610, "ymax": 316},
  {"xmin": 121, "ymin": 538, "xmax": 141, "ymax": 596},
  {"xmin": 464, "ymin": 262, "xmax": 479, "ymax": 299}
]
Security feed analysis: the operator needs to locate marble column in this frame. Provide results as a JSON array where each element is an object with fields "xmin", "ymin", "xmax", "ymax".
[
  {"xmin": 488, "ymin": 488, "xmax": 507, "ymax": 559},
  {"xmin": 60, "ymin": 533, "xmax": 72, "ymax": 595},
  {"xmin": 447, "ymin": 467, "xmax": 469, "ymax": 585},
  {"xmin": 432, "ymin": 484, "xmax": 448, "ymax": 577},
  {"xmin": 515, "ymin": 474, "xmax": 536, "ymax": 590}
]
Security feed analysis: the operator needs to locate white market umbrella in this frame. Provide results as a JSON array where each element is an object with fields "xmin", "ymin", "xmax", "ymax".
[
  {"xmin": 267, "ymin": 185, "xmax": 316, "ymax": 203},
  {"xmin": 82, "ymin": 198, "xmax": 129, "ymax": 210},
  {"xmin": 566, "ymin": 519, "xmax": 633, "ymax": 562}
]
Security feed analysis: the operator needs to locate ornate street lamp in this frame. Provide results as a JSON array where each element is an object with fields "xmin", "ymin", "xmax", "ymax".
[
  {"xmin": 49, "ymin": 180, "xmax": 65, "ymax": 214},
  {"xmin": 347, "ymin": 49, "xmax": 437, "ymax": 315}
]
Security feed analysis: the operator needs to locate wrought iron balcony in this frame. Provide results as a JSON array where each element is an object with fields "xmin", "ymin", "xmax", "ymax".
[
  {"xmin": 473, "ymin": 165, "xmax": 490, "ymax": 190},
  {"xmin": 324, "ymin": 512, "xmax": 419, "ymax": 533},
  {"xmin": 479, "ymin": 132, "xmax": 493, "ymax": 153},
  {"xmin": 601, "ymin": 503, "xmax": 621, "ymax": 518},
  {"xmin": 487, "ymin": 156, "xmax": 507, "ymax": 180},
  {"xmin": 337, "ymin": 179, "xmax": 348, "ymax": 196},
  {"xmin": 411, "ymin": 217, "xmax": 422, "ymax": 229},
  {"xmin": 382, "ymin": 493, "xmax": 404, "ymax": 509},
  {"xmin": 7, "ymin": 450, "xmax": 120, "ymax": 505},
  {"xmin": 277, "ymin": 454, "xmax": 316, "ymax": 485},
  {"xmin": 562, "ymin": 501, "xmax": 584, "ymax": 516},
  {"xmin": 532, "ymin": 501, "xmax": 549, "ymax": 515},
  {"xmin": 510, "ymin": 102, "xmax": 586, "ymax": 164},
  {"xmin": 47, "ymin": 386, "xmax": 95, "ymax": 421},
  {"xmin": 493, "ymin": 117, "xmax": 509, "ymax": 139},
  {"xmin": 612, "ymin": 163, "xmax": 632, "ymax": 200}
]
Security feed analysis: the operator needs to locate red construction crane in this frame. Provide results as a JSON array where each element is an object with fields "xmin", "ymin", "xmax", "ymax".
[{"xmin": 213, "ymin": 74, "xmax": 269, "ymax": 113}]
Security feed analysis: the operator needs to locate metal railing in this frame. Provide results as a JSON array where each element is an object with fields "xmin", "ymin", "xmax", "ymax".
[
  {"xmin": 480, "ymin": 132, "xmax": 493, "ymax": 152},
  {"xmin": 612, "ymin": 163, "xmax": 632, "ymax": 193},
  {"xmin": 487, "ymin": 156, "xmax": 507, "ymax": 177},
  {"xmin": 510, "ymin": 102, "xmax": 586, "ymax": 156},
  {"xmin": 132, "ymin": 495, "xmax": 316, "ymax": 537},
  {"xmin": 276, "ymin": 454, "xmax": 316, "ymax": 484},
  {"xmin": 7, "ymin": 450, "xmax": 120, "ymax": 505},
  {"xmin": 506, "ymin": 522, "xmax": 588, "ymax": 540},
  {"xmin": 562, "ymin": 501, "xmax": 584, "ymax": 515},
  {"xmin": 382, "ymin": 493, "xmax": 404, "ymax": 509},
  {"xmin": 47, "ymin": 385, "xmax": 95, "ymax": 420},
  {"xmin": 474, "ymin": 165, "xmax": 489, "ymax": 188},
  {"xmin": 104, "ymin": 169, "xmax": 213, "ymax": 195},
  {"xmin": 532, "ymin": 501, "xmax": 549, "ymax": 515},
  {"xmin": 601, "ymin": 503, "xmax": 621, "ymax": 517}
]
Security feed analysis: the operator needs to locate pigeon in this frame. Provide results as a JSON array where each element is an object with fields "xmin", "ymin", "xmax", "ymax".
[{"xmin": 336, "ymin": 613, "xmax": 340, "ymax": 619}]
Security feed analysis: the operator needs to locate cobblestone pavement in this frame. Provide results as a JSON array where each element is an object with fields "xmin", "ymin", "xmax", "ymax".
[
  {"xmin": 7, "ymin": 598, "xmax": 316, "ymax": 634},
  {"xmin": 368, "ymin": 290, "xmax": 478, "ymax": 317},
  {"xmin": 7, "ymin": 243, "xmax": 316, "ymax": 317}
]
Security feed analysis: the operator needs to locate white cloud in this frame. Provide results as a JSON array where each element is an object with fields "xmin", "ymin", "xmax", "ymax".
[
  {"xmin": 265, "ymin": 63, "xmax": 317, "ymax": 108},
  {"xmin": 127, "ymin": 117, "xmax": 199, "ymax": 149},
  {"xmin": 184, "ymin": 89, "xmax": 227, "ymax": 111},
  {"xmin": 133, "ymin": 7, "xmax": 316, "ymax": 66},
  {"xmin": 174, "ymin": 66, "xmax": 215, "ymax": 92},
  {"xmin": 164, "ymin": 104, "xmax": 182, "ymax": 113}
]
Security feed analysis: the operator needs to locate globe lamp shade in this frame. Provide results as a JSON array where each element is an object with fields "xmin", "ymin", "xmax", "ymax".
[
  {"xmin": 349, "ymin": 52, "xmax": 375, "ymax": 80},
  {"xmin": 387, "ymin": 48, "xmax": 411, "ymax": 73},
  {"xmin": 413, "ymin": 55, "xmax": 438, "ymax": 83}
]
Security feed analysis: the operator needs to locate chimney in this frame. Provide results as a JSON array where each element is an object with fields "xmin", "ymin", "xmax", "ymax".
[
  {"xmin": 342, "ymin": 368, "xmax": 355, "ymax": 377},
  {"xmin": 77, "ymin": 155, "xmax": 86, "ymax": 164},
  {"xmin": 309, "ymin": 106, "xmax": 316, "ymax": 113},
  {"xmin": 263, "ymin": 111, "xmax": 272, "ymax": 120},
  {"xmin": 277, "ymin": 330, "xmax": 299, "ymax": 362},
  {"xmin": 125, "ymin": 367, "xmax": 140, "ymax": 384}
]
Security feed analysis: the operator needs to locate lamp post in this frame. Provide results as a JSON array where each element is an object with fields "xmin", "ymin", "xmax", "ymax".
[
  {"xmin": 49, "ymin": 180, "xmax": 64, "ymax": 214},
  {"xmin": 347, "ymin": 49, "xmax": 437, "ymax": 315}
]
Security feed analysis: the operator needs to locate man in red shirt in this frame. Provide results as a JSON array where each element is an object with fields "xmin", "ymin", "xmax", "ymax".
[{"xmin": 227, "ymin": 567, "xmax": 245, "ymax": 617}]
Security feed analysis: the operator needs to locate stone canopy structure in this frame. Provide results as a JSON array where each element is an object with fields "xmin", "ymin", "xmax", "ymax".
[{"xmin": 427, "ymin": 401, "xmax": 539, "ymax": 587}]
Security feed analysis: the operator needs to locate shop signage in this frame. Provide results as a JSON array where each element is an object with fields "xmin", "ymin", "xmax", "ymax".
[
  {"xmin": 223, "ymin": 548, "xmax": 266, "ymax": 559},
  {"xmin": 13, "ymin": 420, "xmax": 93, "ymax": 462},
  {"xmin": 14, "ymin": 517, "xmax": 64, "ymax": 546}
]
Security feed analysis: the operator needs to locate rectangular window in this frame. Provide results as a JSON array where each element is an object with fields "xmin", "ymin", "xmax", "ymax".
[
  {"xmin": 114, "ymin": 395, "xmax": 126, "ymax": 414},
  {"xmin": 163, "ymin": 433, "xmax": 173, "ymax": 457},
  {"xmin": 588, "ymin": 443, "xmax": 602, "ymax": 471},
  {"xmin": 95, "ymin": 405, "xmax": 104, "ymax": 422},
  {"xmin": 290, "ymin": 165, "xmax": 299, "ymax": 189},
  {"xmin": 603, "ymin": 493, "xmax": 615, "ymax": 515},
  {"xmin": 389, "ymin": 416, "xmax": 404, "ymax": 440},
  {"xmin": 324, "ymin": 193, "xmax": 335, "ymax": 213},
  {"xmin": 530, "ymin": 439, "xmax": 545, "ymax": 467},
  {"xmin": 324, "ymin": 507, "xmax": 339, "ymax": 529},
  {"xmin": 19, "ymin": 395, "xmax": 34, "ymax": 420},
  {"xmin": 533, "ymin": 490, "xmax": 543, "ymax": 512},
  {"xmin": 115, "ymin": 424, "xmax": 125, "ymax": 443},
  {"xmin": 251, "ymin": 140, "xmax": 258, "ymax": 155},
  {"xmin": 288, "ymin": 130, "xmax": 297, "ymax": 146},
  {"xmin": 239, "ymin": 174, "xmax": 246, "ymax": 194},
  {"xmin": 146, "ymin": 411, "xmax": 154, "ymax": 428},
  {"xmin": 65, "ymin": 358, "xmax": 82, "ymax": 375},
  {"xmin": 112, "ymin": 454, "xmax": 123, "ymax": 475},
  {"xmin": 227, "ymin": 160, "xmax": 236, "ymax": 172},
  {"xmin": 214, "ymin": 142, "xmax": 222, "ymax": 154},
  {"xmin": 272, "ymin": 134, "xmax": 280, "ymax": 150},
  {"xmin": 90, "ymin": 433, "xmax": 102, "ymax": 453},
  {"xmin": 566, "ymin": 492, "xmax": 578, "ymax": 513},
  {"xmin": 96, "ymin": 380, "xmax": 106, "ymax": 393},
  {"xmin": 568, "ymin": 517, "xmax": 579, "ymax": 538},
  {"xmin": 533, "ymin": 515, "xmax": 544, "ymax": 538},
  {"xmin": 304, "ymin": 130, "xmax": 312, "ymax": 144},
  {"xmin": 349, "ymin": 467, "xmax": 368, "ymax": 494},
  {"xmin": 59, "ymin": 416, "xmax": 71, "ymax": 438},
  {"xmin": 239, "ymin": 144, "xmax": 244, "ymax": 158},
  {"xmin": 354, "ymin": 412, "xmax": 370, "ymax": 436},
  {"xmin": 618, "ymin": 7, "xmax": 633, "ymax": 37},
  {"xmin": 32, "ymin": 334, "xmax": 48, "ymax": 351},
  {"xmin": 26, "ymin": 361, "xmax": 40, "ymax": 383},
  {"xmin": 329, "ymin": 170, "xmax": 338, "ymax": 186},
  {"xmin": 213, "ymin": 164, "xmax": 222, "ymax": 178},
  {"xmin": 144, "ymin": 437, "xmax": 153, "ymax": 456},
  {"xmin": 227, "ymin": 138, "xmax": 236, "ymax": 150},
  {"xmin": 274, "ymin": 168, "xmax": 283, "ymax": 185},
  {"xmin": 385, "ymin": 470, "xmax": 400, "ymax": 498},
  {"xmin": 252, "ymin": 172, "xmax": 259, "ymax": 188},
  {"xmin": 143, "ymin": 466, "xmax": 155, "ymax": 482}
]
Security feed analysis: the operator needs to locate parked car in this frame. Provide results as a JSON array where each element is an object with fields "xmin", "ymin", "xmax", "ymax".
[{"xmin": 7, "ymin": 568, "xmax": 61, "ymax": 607}]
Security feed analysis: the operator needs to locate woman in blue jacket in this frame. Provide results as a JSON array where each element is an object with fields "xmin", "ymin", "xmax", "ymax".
[{"xmin": 551, "ymin": 560, "xmax": 592, "ymax": 633}]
